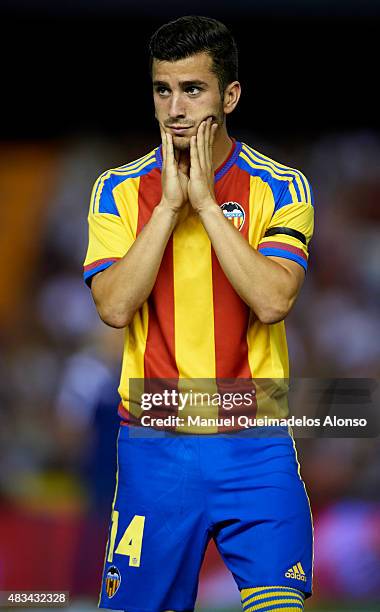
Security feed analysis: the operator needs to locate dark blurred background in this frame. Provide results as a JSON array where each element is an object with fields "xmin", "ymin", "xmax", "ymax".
[{"xmin": 0, "ymin": 1, "xmax": 379, "ymax": 610}]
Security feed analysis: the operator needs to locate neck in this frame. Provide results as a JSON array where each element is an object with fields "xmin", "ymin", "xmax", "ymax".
[
  {"xmin": 175, "ymin": 124, "xmax": 233, "ymax": 173},
  {"xmin": 211, "ymin": 124, "xmax": 233, "ymax": 171}
]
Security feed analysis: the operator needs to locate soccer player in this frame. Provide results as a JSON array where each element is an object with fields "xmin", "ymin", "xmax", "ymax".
[{"xmin": 84, "ymin": 16, "xmax": 314, "ymax": 612}]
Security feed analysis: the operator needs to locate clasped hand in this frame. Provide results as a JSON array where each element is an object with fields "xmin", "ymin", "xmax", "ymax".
[{"xmin": 160, "ymin": 117, "xmax": 218, "ymax": 214}]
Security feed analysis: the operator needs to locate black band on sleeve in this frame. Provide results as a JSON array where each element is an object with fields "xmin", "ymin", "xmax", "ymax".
[{"xmin": 264, "ymin": 226, "xmax": 307, "ymax": 245}]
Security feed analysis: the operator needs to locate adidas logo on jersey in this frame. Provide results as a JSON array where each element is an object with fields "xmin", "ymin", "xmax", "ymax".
[{"xmin": 285, "ymin": 562, "xmax": 307, "ymax": 582}]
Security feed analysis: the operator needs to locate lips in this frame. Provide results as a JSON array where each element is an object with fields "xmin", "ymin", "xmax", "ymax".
[{"xmin": 169, "ymin": 126, "xmax": 191, "ymax": 133}]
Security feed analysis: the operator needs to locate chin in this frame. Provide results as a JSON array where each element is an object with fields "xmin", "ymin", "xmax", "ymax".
[{"xmin": 173, "ymin": 136, "xmax": 191, "ymax": 151}]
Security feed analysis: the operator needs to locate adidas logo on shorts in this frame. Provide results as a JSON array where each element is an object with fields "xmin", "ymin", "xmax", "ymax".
[{"xmin": 285, "ymin": 562, "xmax": 307, "ymax": 582}]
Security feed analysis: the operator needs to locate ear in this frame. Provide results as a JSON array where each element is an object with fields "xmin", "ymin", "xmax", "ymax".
[{"xmin": 223, "ymin": 81, "xmax": 241, "ymax": 115}]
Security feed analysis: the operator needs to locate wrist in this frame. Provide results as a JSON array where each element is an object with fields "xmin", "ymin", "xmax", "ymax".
[
  {"xmin": 156, "ymin": 198, "xmax": 180, "ymax": 217},
  {"xmin": 155, "ymin": 200, "xmax": 181, "ymax": 225},
  {"xmin": 197, "ymin": 198, "xmax": 221, "ymax": 218},
  {"xmin": 157, "ymin": 198, "xmax": 182, "ymax": 213}
]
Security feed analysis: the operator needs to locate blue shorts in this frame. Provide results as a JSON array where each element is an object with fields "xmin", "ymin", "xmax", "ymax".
[{"xmin": 99, "ymin": 426, "xmax": 313, "ymax": 612}]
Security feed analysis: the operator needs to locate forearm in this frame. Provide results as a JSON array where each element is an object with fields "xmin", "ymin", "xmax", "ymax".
[
  {"xmin": 199, "ymin": 203, "xmax": 300, "ymax": 323},
  {"xmin": 92, "ymin": 203, "xmax": 178, "ymax": 327}
]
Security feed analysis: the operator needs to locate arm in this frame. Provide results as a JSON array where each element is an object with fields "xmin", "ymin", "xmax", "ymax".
[
  {"xmin": 198, "ymin": 204, "xmax": 304, "ymax": 324},
  {"xmin": 90, "ymin": 127, "xmax": 188, "ymax": 328},
  {"xmin": 91, "ymin": 205, "xmax": 177, "ymax": 328},
  {"xmin": 187, "ymin": 120, "xmax": 311, "ymax": 324}
]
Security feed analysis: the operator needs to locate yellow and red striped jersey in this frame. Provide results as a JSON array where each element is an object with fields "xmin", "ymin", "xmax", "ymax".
[{"xmin": 84, "ymin": 140, "xmax": 314, "ymax": 432}]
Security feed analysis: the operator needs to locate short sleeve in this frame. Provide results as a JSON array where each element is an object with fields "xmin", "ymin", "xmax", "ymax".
[
  {"xmin": 258, "ymin": 174, "xmax": 314, "ymax": 272},
  {"xmin": 83, "ymin": 173, "xmax": 134, "ymax": 287}
]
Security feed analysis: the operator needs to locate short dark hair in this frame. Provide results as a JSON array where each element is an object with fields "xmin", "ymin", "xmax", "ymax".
[{"xmin": 149, "ymin": 15, "xmax": 238, "ymax": 94}]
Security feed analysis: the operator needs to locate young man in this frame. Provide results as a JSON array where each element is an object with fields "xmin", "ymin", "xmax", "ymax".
[{"xmin": 84, "ymin": 16, "xmax": 314, "ymax": 612}]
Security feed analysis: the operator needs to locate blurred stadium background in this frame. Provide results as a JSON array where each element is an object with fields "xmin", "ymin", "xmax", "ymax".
[{"xmin": 0, "ymin": 1, "xmax": 379, "ymax": 611}]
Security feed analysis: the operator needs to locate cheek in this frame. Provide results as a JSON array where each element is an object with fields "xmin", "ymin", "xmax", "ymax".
[
  {"xmin": 153, "ymin": 98, "xmax": 166, "ymax": 119},
  {"xmin": 197, "ymin": 95, "xmax": 222, "ymax": 117},
  {"xmin": 190, "ymin": 101, "xmax": 215, "ymax": 122}
]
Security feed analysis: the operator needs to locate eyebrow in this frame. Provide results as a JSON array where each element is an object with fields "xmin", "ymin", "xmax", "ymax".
[{"xmin": 153, "ymin": 79, "xmax": 208, "ymax": 88}]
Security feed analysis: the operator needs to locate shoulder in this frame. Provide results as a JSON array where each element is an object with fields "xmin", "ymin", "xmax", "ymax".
[
  {"xmin": 90, "ymin": 147, "xmax": 160, "ymax": 215},
  {"xmin": 94, "ymin": 147, "xmax": 159, "ymax": 190},
  {"xmin": 237, "ymin": 142, "xmax": 314, "ymax": 207}
]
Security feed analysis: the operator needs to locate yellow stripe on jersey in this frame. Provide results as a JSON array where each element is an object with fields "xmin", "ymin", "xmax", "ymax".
[
  {"xmin": 247, "ymin": 175, "xmax": 276, "ymax": 248},
  {"xmin": 119, "ymin": 303, "xmax": 149, "ymax": 421},
  {"xmin": 93, "ymin": 154, "xmax": 156, "ymax": 214},
  {"xmin": 246, "ymin": 174, "xmax": 289, "ymax": 385},
  {"xmin": 113, "ymin": 176, "xmax": 140, "ymax": 236},
  {"xmin": 173, "ymin": 207, "xmax": 219, "ymax": 432},
  {"xmin": 247, "ymin": 324, "xmax": 289, "ymax": 417},
  {"xmin": 118, "ymin": 149, "xmax": 158, "ymax": 171},
  {"xmin": 245, "ymin": 173, "xmax": 289, "ymax": 417},
  {"xmin": 269, "ymin": 323, "xmax": 290, "ymax": 378},
  {"xmin": 242, "ymin": 144, "xmax": 308, "ymax": 203},
  {"xmin": 252, "ymin": 143, "xmax": 311, "ymax": 203},
  {"xmin": 173, "ymin": 208, "xmax": 216, "ymax": 379},
  {"xmin": 240, "ymin": 149, "xmax": 303, "ymax": 202},
  {"xmin": 288, "ymin": 181, "xmax": 299, "ymax": 205},
  {"xmin": 97, "ymin": 149, "xmax": 157, "ymax": 178}
]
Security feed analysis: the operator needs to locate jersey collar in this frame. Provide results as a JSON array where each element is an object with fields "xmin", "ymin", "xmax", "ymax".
[{"xmin": 155, "ymin": 138, "xmax": 242, "ymax": 183}]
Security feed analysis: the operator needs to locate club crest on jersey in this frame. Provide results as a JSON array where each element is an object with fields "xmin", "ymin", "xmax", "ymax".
[
  {"xmin": 105, "ymin": 565, "xmax": 121, "ymax": 598},
  {"xmin": 220, "ymin": 201, "xmax": 245, "ymax": 231}
]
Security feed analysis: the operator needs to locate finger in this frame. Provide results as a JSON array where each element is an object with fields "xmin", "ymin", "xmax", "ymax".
[
  {"xmin": 210, "ymin": 122, "xmax": 218, "ymax": 166},
  {"xmin": 197, "ymin": 120, "xmax": 207, "ymax": 173},
  {"xmin": 166, "ymin": 132, "xmax": 176, "ymax": 170},
  {"xmin": 205, "ymin": 117, "xmax": 212, "ymax": 168},
  {"xmin": 190, "ymin": 135, "xmax": 199, "ymax": 174},
  {"xmin": 159, "ymin": 124, "xmax": 166, "ymax": 164}
]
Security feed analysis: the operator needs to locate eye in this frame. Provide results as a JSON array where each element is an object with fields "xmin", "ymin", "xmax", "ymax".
[
  {"xmin": 155, "ymin": 86, "xmax": 170, "ymax": 97},
  {"xmin": 186, "ymin": 86, "xmax": 201, "ymax": 96}
]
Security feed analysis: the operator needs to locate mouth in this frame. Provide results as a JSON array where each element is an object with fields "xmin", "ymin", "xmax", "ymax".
[{"xmin": 169, "ymin": 126, "xmax": 192, "ymax": 134}]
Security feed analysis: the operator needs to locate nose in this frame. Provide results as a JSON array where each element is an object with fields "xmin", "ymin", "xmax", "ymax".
[{"xmin": 168, "ymin": 93, "xmax": 186, "ymax": 119}]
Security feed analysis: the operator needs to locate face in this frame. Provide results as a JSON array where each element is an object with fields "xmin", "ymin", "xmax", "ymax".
[{"xmin": 152, "ymin": 52, "xmax": 225, "ymax": 151}]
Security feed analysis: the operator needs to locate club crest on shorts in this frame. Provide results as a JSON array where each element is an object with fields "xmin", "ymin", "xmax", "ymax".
[
  {"xmin": 105, "ymin": 565, "xmax": 121, "ymax": 598},
  {"xmin": 220, "ymin": 201, "xmax": 245, "ymax": 231}
]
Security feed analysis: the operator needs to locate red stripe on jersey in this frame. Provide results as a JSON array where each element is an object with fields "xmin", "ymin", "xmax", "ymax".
[
  {"xmin": 137, "ymin": 170, "xmax": 179, "ymax": 425},
  {"xmin": 144, "ymin": 237, "xmax": 178, "ymax": 378},
  {"xmin": 259, "ymin": 241, "xmax": 307, "ymax": 260},
  {"xmin": 83, "ymin": 257, "xmax": 119, "ymax": 271},
  {"xmin": 213, "ymin": 165, "xmax": 257, "ymax": 428}
]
